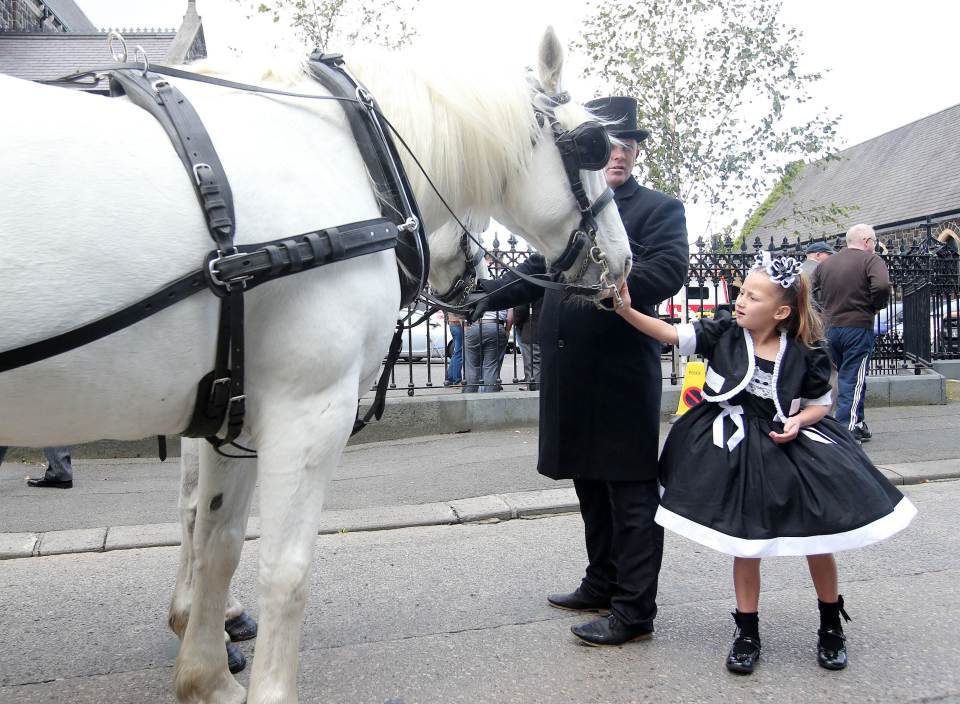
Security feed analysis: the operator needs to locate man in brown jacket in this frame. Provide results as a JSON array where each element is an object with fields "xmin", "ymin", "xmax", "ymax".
[{"xmin": 812, "ymin": 223, "xmax": 891, "ymax": 442}]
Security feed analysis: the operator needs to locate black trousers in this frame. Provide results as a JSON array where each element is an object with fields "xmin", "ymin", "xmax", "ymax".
[{"xmin": 573, "ymin": 478, "xmax": 664, "ymax": 629}]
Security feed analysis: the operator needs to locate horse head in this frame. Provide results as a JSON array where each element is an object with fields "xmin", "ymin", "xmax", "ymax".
[
  {"xmin": 490, "ymin": 27, "xmax": 631, "ymax": 300},
  {"xmin": 351, "ymin": 28, "xmax": 631, "ymax": 304}
]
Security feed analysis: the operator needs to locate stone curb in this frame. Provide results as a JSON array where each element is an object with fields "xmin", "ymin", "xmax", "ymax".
[{"xmin": 3, "ymin": 461, "xmax": 959, "ymax": 560}]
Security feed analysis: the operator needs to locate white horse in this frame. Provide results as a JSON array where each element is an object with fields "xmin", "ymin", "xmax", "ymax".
[{"xmin": 0, "ymin": 29, "xmax": 629, "ymax": 704}]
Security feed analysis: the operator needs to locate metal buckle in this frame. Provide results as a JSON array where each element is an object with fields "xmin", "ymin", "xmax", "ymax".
[
  {"xmin": 209, "ymin": 376, "xmax": 231, "ymax": 402},
  {"xmin": 208, "ymin": 249, "xmax": 251, "ymax": 291},
  {"xmin": 192, "ymin": 162, "xmax": 212, "ymax": 186}
]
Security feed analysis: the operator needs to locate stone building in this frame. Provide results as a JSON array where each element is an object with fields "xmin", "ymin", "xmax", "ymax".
[{"xmin": 750, "ymin": 104, "xmax": 960, "ymax": 251}]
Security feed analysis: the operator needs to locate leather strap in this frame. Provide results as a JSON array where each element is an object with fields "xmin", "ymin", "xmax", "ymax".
[{"xmin": 109, "ymin": 70, "xmax": 235, "ymax": 251}]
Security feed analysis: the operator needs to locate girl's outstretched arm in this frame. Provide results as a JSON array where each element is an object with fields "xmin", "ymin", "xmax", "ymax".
[{"xmin": 614, "ymin": 281, "xmax": 679, "ymax": 345}]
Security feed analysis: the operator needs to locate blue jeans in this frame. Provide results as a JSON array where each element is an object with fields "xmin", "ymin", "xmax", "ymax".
[
  {"xmin": 446, "ymin": 323, "xmax": 464, "ymax": 383},
  {"xmin": 463, "ymin": 320, "xmax": 508, "ymax": 392},
  {"xmin": 0, "ymin": 446, "xmax": 73, "ymax": 481},
  {"xmin": 826, "ymin": 326, "xmax": 876, "ymax": 430}
]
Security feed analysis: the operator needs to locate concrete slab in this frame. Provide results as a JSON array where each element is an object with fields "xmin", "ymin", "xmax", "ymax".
[
  {"xmin": 933, "ymin": 359, "xmax": 960, "ymax": 381},
  {"xmin": 500, "ymin": 488, "xmax": 579, "ymax": 518},
  {"xmin": 889, "ymin": 372, "xmax": 945, "ymax": 405},
  {"xmin": 879, "ymin": 458, "xmax": 960, "ymax": 483},
  {"xmin": 317, "ymin": 502, "xmax": 456, "ymax": 534},
  {"xmin": 864, "ymin": 377, "xmax": 890, "ymax": 406},
  {"xmin": 38, "ymin": 527, "xmax": 106, "ymax": 556},
  {"xmin": 104, "ymin": 523, "xmax": 181, "ymax": 551},
  {"xmin": 449, "ymin": 495, "xmax": 512, "ymax": 523},
  {"xmin": 0, "ymin": 532, "xmax": 37, "ymax": 560}
]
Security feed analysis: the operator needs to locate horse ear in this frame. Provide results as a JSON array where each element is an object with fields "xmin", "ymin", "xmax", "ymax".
[{"xmin": 538, "ymin": 26, "xmax": 564, "ymax": 95}]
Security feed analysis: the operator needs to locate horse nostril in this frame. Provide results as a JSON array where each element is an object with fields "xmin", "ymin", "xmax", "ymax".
[{"xmin": 623, "ymin": 256, "xmax": 632, "ymax": 276}]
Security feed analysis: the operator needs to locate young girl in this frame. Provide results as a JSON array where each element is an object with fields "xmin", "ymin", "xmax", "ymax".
[{"xmin": 615, "ymin": 254, "xmax": 916, "ymax": 674}]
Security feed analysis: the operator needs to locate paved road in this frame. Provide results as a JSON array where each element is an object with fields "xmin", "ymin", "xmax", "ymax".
[
  {"xmin": 1, "ymin": 480, "xmax": 957, "ymax": 703},
  {"xmin": 2, "ymin": 404, "xmax": 958, "ymax": 533}
]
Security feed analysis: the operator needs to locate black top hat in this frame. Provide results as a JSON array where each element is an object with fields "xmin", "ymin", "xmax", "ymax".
[{"xmin": 585, "ymin": 96, "xmax": 650, "ymax": 142}]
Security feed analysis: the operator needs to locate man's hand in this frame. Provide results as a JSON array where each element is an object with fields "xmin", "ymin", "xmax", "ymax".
[
  {"xmin": 462, "ymin": 291, "xmax": 489, "ymax": 323},
  {"xmin": 769, "ymin": 417, "xmax": 801, "ymax": 444}
]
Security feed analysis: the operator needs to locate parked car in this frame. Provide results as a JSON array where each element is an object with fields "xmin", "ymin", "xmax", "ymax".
[
  {"xmin": 398, "ymin": 309, "xmax": 447, "ymax": 362},
  {"xmin": 875, "ymin": 302, "xmax": 903, "ymax": 335},
  {"xmin": 874, "ymin": 302, "xmax": 958, "ymax": 353}
]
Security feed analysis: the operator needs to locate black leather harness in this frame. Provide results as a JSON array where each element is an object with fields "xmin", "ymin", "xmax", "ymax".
[{"xmin": 2, "ymin": 55, "xmax": 429, "ymax": 451}]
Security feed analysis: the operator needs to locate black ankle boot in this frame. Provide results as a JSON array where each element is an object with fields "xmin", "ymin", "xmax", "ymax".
[
  {"xmin": 726, "ymin": 610, "xmax": 761, "ymax": 674},
  {"xmin": 817, "ymin": 595, "xmax": 851, "ymax": 670}
]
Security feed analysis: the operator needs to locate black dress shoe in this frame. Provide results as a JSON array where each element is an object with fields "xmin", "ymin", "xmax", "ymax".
[
  {"xmin": 225, "ymin": 612, "xmax": 258, "ymax": 642},
  {"xmin": 226, "ymin": 641, "xmax": 246, "ymax": 673},
  {"xmin": 570, "ymin": 614, "xmax": 653, "ymax": 646},
  {"xmin": 547, "ymin": 589, "xmax": 610, "ymax": 614},
  {"xmin": 817, "ymin": 628, "xmax": 848, "ymax": 670},
  {"xmin": 26, "ymin": 477, "xmax": 73, "ymax": 489},
  {"xmin": 726, "ymin": 635, "xmax": 761, "ymax": 674}
]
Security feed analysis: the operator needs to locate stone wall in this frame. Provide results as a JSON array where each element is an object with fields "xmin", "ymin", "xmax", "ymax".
[{"xmin": 0, "ymin": 0, "xmax": 68, "ymax": 32}]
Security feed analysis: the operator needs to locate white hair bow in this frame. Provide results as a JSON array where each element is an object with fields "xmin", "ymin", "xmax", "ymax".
[{"xmin": 753, "ymin": 251, "xmax": 801, "ymax": 289}]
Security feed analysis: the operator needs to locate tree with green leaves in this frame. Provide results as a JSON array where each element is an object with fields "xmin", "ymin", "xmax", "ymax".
[
  {"xmin": 573, "ymin": 0, "xmax": 842, "ymax": 240},
  {"xmin": 235, "ymin": 0, "xmax": 419, "ymax": 50}
]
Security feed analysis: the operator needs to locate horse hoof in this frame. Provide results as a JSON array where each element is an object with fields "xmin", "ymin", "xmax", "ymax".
[
  {"xmin": 225, "ymin": 611, "xmax": 258, "ymax": 641},
  {"xmin": 226, "ymin": 641, "xmax": 246, "ymax": 674}
]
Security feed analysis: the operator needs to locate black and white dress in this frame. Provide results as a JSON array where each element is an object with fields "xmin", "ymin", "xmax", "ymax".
[{"xmin": 656, "ymin": 314, "xmax": 916, "ymax": 558}]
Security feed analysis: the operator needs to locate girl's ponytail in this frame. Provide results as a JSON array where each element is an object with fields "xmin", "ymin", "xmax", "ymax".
[{"xmin": 782, "ymin": 273, "xmax": 825, "ymax": 346}]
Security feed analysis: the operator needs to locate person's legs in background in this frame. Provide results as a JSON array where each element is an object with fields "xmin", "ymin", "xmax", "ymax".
[
  {"xmin": 828, "ymin": 327, "xmax": 875, "ymax": 439},
  {"xmin": 479, "ymin": 321, "xmax": 506, "ymax": 392},
  {"xmin": 462, "ymin": 323, "xmax": 481, "ymax": 393},
  {"xmin": 445, "ymin": 322, "xmax": 464, "ymax": 385},
  {"xmin": 27, "ymin": 446, "xmax": 73, "ymax": 488},
  {"xmin": 527, "ymin": 342, "xmax": 541, "ymax": 390}
]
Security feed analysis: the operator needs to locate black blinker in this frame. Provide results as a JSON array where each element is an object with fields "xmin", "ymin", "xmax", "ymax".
[{"xmin": 557, "ymin": 121, "xmax": 611, "ymax": 172}]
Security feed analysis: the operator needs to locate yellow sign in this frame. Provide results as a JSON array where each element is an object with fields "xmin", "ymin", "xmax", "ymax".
[{"xmin": 676, "ymin": 362, "xmax": 706, "ymax": 415}]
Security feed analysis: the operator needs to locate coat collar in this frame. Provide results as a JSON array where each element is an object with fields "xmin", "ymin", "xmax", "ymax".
[{"xmin": 613, "ymin": 176, "xmax": 641, "ymax": 202}]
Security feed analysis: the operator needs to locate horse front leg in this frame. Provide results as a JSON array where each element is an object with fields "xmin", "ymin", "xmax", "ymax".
[
  {"xmin": 247, "ymin": 391, "xmax": 356, "ymax": 704},
  {"xmin": 169, "ymin": 437, "xmax": 201, "ymax": 641},
  {"xmin": 170, "ymin": 439, "xmax": 257, "ymax": 656},
  {"xmin": 174, "ymin": 441, "xmax": 257, "ymax": 704}
]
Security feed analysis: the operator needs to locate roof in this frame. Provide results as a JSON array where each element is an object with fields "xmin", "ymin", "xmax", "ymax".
[
  {"xmin": 0, "ymin": 32, "xmax": 178, "ymax": 89},
  {"xmin": 753, "ymin": 103, "xmax": 960, "ymax": 240},
  {"xmin": 44, "ymin": 0, "xmax": 97, "ymax": 32}
]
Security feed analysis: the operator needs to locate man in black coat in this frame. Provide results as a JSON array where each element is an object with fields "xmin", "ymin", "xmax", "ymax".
[{"xmin": 470, "ymin": 96, "xmax": 689, "ymax": 645}]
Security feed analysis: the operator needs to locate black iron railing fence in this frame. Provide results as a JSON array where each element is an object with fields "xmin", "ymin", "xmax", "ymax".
[{"xmin": 381, "ymin": 211, "xmax": 960, "ymax": 395}]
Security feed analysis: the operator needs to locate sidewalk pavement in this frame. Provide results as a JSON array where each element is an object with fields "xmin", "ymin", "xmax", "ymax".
[{"xmin": 2, "ymin": 403, "xmax": 959, "ymax": 560}]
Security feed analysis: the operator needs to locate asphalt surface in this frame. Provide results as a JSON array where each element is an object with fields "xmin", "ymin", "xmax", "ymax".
[
  {"xmin": 1, "ymin": 479, "xmax": 958, "ymax": 703},
  {"xmin": 1, "ymin": 404, "xmax": 958, "ymax": 534}
]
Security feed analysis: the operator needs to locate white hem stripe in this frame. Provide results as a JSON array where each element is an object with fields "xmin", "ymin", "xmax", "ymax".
[
  {"xmin": 848, "ymin": 355, "xmax": 869, "ymax": 430},
  {"xmin": 655, "ymin": 497, "xmax": 917, "ymax": 558}
]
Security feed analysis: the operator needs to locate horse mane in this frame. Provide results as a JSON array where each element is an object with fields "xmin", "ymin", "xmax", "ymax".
[
  {"xmin": 186, "ymin": 46, "xmax": 598, "ymax": 229},
  {"xmin": 347, "ymin": 49, "xmax": 595, "ymax": 219}
]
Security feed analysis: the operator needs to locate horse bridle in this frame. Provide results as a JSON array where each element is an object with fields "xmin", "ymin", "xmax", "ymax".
[{"xmin": 429, "ymin": 90, "xmax": 619, "ymax": 310}]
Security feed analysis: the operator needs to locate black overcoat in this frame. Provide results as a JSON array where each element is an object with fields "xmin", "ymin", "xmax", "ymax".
[{"xmin": 483, "ymin": 177, "xmax": 688, "ymax": 480}]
